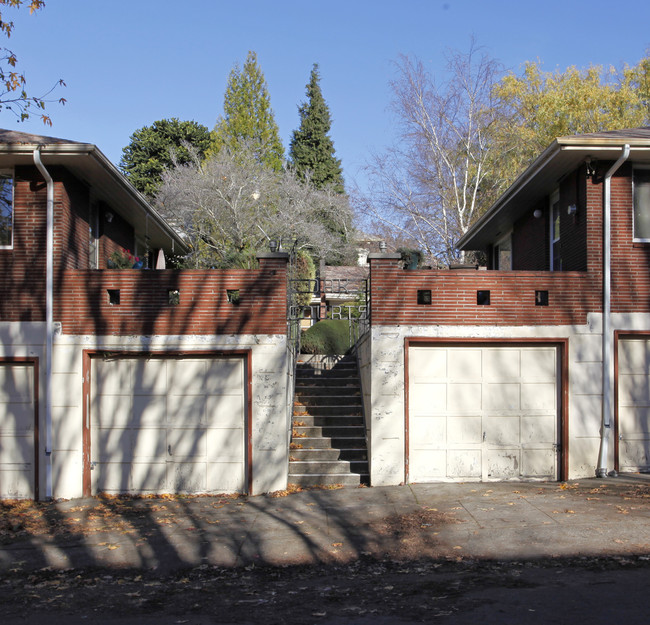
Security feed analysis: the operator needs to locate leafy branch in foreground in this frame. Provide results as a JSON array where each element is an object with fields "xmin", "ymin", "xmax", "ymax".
[{"xmin": 0, "ymin": 0, "xmax": 66, "ymax": 125}]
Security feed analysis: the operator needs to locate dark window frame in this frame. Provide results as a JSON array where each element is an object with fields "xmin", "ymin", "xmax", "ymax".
[{"xmin": 0, "ymin": 170, "xmax": 14, "ymax": 249}]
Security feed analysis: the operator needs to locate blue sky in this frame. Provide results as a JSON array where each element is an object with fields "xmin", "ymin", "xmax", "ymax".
[{"xmin": 5, "ymin": 0, "xmax": 650, "ymax": 192}]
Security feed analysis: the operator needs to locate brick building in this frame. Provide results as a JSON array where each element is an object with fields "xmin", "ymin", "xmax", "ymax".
[
  {"xmin": 360, "ymin": 128, "xmax": 650, "ymax": 486},
  {"xmin": 0, "ymin": 130, "xmax": 289, "ymax": 500},
  {"xmin": 3, "ymin": 126, "xmax": 650, "ymax": 500}
]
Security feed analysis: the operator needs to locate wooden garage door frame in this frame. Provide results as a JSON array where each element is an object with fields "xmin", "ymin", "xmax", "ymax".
[
  {"xmin": 82, "ymin": 349, "xmax": 252, "ymax": 497},
  {"xmin": 614, "ymin": 331, "xmax": 650, "ymax": 472},
  {"xmin": 404, "ymin": 338, "xmax": 569, "ymax": 483},
  {"xmin": 0, "ymin": 357, "xmax": 39, "ymax": 500}
]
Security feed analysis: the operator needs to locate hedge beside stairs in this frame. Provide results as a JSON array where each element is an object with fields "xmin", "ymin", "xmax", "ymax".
[{"xmin": 300, "ymin": 320, "xmax": 350, "ymax": 355}]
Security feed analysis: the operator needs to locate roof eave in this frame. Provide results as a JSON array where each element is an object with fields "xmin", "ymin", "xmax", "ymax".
[
  {"xmin": 458, "ymin": 137, "xmax": 650, "ymax": 251},
  {"xmin": 456, "ymin": 140, "xmax": 562, "ymax": 250},
  {"xmin": 0, "ymin": 141, "xmax": 187, "ymax": 253}
]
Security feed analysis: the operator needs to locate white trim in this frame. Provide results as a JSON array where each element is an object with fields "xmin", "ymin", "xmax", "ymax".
[
  {"xmin": 549, "ymin": 189, "xmax": 560, "ymax": 271},
  {"xmin": 632, "ymin": 165, "xmax": 650, "ymax": 242},
  {"xmin": 493, "ymin": 231, "xmax": 512, "ymax": 270},
  {"xmin": 0, "ymin": 168, "xmax": 14, "ymax": 249}
]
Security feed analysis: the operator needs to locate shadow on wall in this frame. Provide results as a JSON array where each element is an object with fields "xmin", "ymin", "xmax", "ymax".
[{"xmin": 48, "ymin": 258, "xmax": 288, "ymax": 499}]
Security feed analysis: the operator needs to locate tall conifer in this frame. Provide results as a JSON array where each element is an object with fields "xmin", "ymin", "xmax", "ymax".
[
  {"xmin": 210, "ymin": 51, "xmax": 284, "ymax": 171},
  {"xmin": 289, "ymin": 64, "xmax": 344, "ymax": 193}
]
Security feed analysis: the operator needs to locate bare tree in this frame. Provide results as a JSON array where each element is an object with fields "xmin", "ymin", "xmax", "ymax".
[
  {"xmin": 156, "ymin": 142, "xmax": 354, "ymax": 267},
  {"xmin": 358, "ymin": 41, "xmax": 503, "ymax": 264}
]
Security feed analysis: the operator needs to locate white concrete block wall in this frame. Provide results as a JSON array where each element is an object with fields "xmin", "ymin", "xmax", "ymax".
[
  {"xmin": 366, "ymin": 317, "xmax": 629, "ymax": 484},
  {"xmin": 0, "ymin": 326, "xmax": 289, "ymax": 500},
  {"xmin": 369, "ymin": 328, "xmax": 406, "ymax": 486},
  {"xmin": 356, "ymin": 332, "xmax": 372, "ymax": 447}
]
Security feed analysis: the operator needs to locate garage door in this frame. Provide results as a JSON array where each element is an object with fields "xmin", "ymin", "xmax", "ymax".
[
  {"xmin": 90, "ymin": 356, "xmax": 246, "ymax": 495},
  {"xmin": 0, "ymin": 363, "xmax": 36, "ymax": 499},
  {"xmin": 408, "ymin": 345, "xmax": 560, "ymax": 482},
  {"xmin": 618, "ymin": 338, "xmax": 650, "ymax": 472}
]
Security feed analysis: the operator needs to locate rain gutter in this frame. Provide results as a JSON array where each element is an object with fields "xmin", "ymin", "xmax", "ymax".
[
  {"xmin": 33, "ymin": 149, "xmax": 54, "ymax": 499},
  {"xmin": 596, "ymin": 144, "xmax": 630, "ymax": 478}
]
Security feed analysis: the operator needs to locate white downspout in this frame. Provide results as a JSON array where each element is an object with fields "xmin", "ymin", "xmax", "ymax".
[
  {"xmin": 33, "ymin": 149, "xmax": 54, "ymax": 498},
  {"xmin": 596, "ymin": 144, "xmax": 630, "ymax": 478}
]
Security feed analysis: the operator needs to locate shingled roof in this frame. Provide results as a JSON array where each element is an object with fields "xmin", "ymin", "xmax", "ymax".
[{"xmin": 0, "ymin": 128, "xmax": 79, "ymax": 145}]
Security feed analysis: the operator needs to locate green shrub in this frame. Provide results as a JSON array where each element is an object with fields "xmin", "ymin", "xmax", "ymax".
[
  {"xmin": 293, "ymin": 250, "xmax": 316, "ymax": 307},
  {"xmin": 300, "ymin": 319, "xmax": 351, "ymax": 355}
]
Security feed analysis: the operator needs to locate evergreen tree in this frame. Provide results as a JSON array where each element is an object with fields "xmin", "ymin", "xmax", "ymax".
[
  {"xmin": 120, "ymin": 118, "xmax": 211, "ymax": 197},
  {"xmin": 289, "ymin": 64, "xmax": 344, "ymax": 193},
  {"xmin": 210, "ymin": 51, "xmax": 284, "ymax": 171}
]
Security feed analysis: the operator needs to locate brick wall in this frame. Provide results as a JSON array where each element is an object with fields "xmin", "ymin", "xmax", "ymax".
[
  {"xmin": 607, "ymin": 164, "xmax": 650, "ymax": 313},
  {"xmin": 0, "ymin": 167, "xmax": 47, "ymax": 320},
  {"xmin": 2, "ymin": 165, "xmax": 148, "ymax": 321},
  {"xmin": 369, "ymin": 256, "xmax": 600, "ymax": 326},
  {"xmin": 55, "ymin": 256, "xmax": 288, "ymax": 336}
]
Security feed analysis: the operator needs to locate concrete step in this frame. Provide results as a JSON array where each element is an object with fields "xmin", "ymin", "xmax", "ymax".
[
  {"xmin": 293, "ymin": 415, "xmax": 365, "ymax": 427},
  {"xmin": 290, "ymin": 436, "xmax": 367, "ymax": 450},
  {"xmin": 295, "ymin": 384, "xmax": 361, "ymax": 395},
  {"xmin": 296, "ymin": 361, "xmax": 357, "ymax": 371},
  {"xmin": 295, "ymin": 375, "xmax": 359, "ymax": 387},
  {"xmin": 288, "ymin": 473, "xmax": 362, "ymax": 487},
  {"xmin": 294, "ymin": 393, "xmax": 362, "ymax": 405},
  {"xmin": 288, "ymin": 460, "xmax": 354, "ymax": 475},
  {"xmin": 290, "ymin": 354, "xmax": 368, "ymax": 488},
  {"xmin": 289, "ymin": 448, "xmax": 368, "ymax": 461},
  {"xmin": 296, "ymin": 355, "xmax": 357, "ymax": 369},
  {"xmin": 292, "ymin": 424, "xmax": 365, "ymax": 438},
  {"xmin": 293, "ymin": 405, "xmax": 362, "ymax": 417},
  {"xmin": 296, "ymin": 364, "xmax": 359, "ymax": 377},
  {"xmin": 289, "ymin": 459, "xmax": 369, "ymax": 475}
]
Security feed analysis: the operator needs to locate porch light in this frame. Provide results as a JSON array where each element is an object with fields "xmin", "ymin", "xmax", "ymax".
[
  {"xmin": 269, "ymin": 239, "xmax": 278, "ymax": 253},
  {"xmin": 585, "ymin": 157, "xmax": 597, "ymax": 179}
]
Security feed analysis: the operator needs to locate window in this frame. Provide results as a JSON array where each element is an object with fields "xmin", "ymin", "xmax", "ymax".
[
  {"xmin": 535, "ymin": 290, "xmax": 549, "ymax": 306},
  {"xmin": 89, "ymin": 203, "xmax": 99, "ymax": 269},
  {"xmin": 0, "ymin": 172, "xmax": 13, "ymax": 248},
  {"xmin": 550, "ymin": 190, "xmax": 561, "ymax": 271},
  {"xmin": 633, "ymin": 167, "xmax": 650, "ymax": 241},
  {"xmin": 493, "ymin": 233, "xmax": 512, "ymax": 270}
]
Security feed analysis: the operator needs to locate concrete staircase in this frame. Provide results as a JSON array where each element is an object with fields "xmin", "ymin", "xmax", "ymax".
[{"xmin": 289, "ymin": 354, "xmax": 369, "ymax": 487}]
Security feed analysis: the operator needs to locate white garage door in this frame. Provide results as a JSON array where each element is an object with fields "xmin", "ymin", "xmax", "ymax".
[
  {"xmin": 618, "ymin": 338, "xmax": 650, "ymax": 472},
  {"xmin": 408, "ymin": 345, "xmax": 560, "ymax": 482},
  {"xmin": 0, "ymin": 363, "xmax": 36, "ymax": 499},
  {"xmin": 90, "ymin": 356, "xmax": 246, "ymax": 495}
]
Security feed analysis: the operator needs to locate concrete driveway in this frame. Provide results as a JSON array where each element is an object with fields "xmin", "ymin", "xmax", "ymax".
[{"xmin": 1, "ymin": 475, "xmax": 650, "ymax": 573}]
